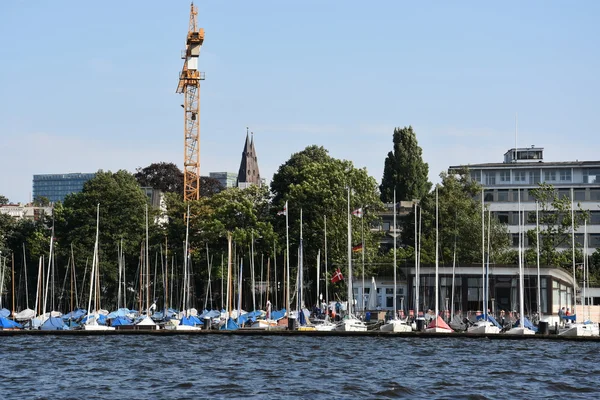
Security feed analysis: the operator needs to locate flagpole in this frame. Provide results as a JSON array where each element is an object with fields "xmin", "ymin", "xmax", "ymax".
[{"xmin": 347, "ymin": 188, "xmax": 353, "ymax": 317}]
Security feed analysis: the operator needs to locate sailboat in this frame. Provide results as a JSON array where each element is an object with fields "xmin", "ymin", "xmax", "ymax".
[
  {"xmin": 505, "ymin": 190, "xmax": 535, "ymax": 335},
  {"xmin": 166, "ymin": 205, "xmax": 200, "ymax": 331},
  {"xmin": 381, "ymin": 190, "xmax": 411, "ymax": 332},
  {"xmin": 468, "ymin": 194, "xmax": 500, "ymax": 334},
  {"xmin": 560, "ymin": 215, "xmax": 599, "ymax": 337},
  {"xmin": 82, "ymin": 204, "xmax": 114, "ymax": 331},
  {"xmin": 426, "ymin": 186, "xmax": 453, "ymax": 334},
  {"xmin": 335, "ymin": 189, "xmax": 367, "ymax": 332},
  {"xmin": 134, "ymin": 204, "xmax": 159, "ymax": 330}
]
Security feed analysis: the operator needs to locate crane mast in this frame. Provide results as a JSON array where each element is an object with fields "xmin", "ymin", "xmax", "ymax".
[{"xmin": 177, "ymin": 3, "xmax": 205, "ymax": 201}]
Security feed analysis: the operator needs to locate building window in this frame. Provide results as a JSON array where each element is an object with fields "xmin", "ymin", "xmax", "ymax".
[
  {"xmin": 498, "ymin": 190, "xmax": 509, "ymax": 202},
  {"xmin": 574, "ymin": 189, "xmax": 586, "ymax": 201},
  {"xmin": 497, "ymin": 212, "xmax": 509, "ymax": 224},
  {"xmin": 591, "ymin": 189, "xmax": 600, "ymax": 201},
  {"xmin": 499, "ymin": 170, "xmax": 510, "ymax": 183},
  {"xmin": 559, "ymin": 169, "xmax": 572, "ymax": 182},
  {"xmin": 512, "ymin": 234, "xmax": 520, "ymax": 246},
  {"xmin": 583, "ymin": 168, "xmax": 600, "ymax": 184},
  {"xmin": 558, "ymin": 189, "xmax": 570, "ymax": 200},
  {"xmin": 485, "ymin": 172, "xmax": 496, "ymax": 185},
  {"xmin": 591, "ymin": 212, "xmax": 600, "ymax": 225},
  {"xmin": 530, "ymin": 170, "xmax": 541, "ymax": 184},
  {"xmin": 590, "ymin": 234, "xmax": 600, "ymax": 248},
  {"xmin": 470, "ymin": 171, "xmax": 481, "ymax": 183},
  {"xmin": 484, "ymin": 190, "xmax": 494, "ymax": 202},
  {"xmin": 544, "ymin": 170, "xmax": 556, "ymax": 182},
  {"xmin": 514, "ymin": 171, "xmax": 526, "ymax": 182}
]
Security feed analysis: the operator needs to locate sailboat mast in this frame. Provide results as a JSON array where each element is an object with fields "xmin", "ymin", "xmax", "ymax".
[
  {"xmin": 416, "ymin": 205, "xmax": 422, "ymax": 319},
  {"xmin": 361, "ymin": 208, "xmax": 365, "ymax": 313},
  {"xmin": 435, "ymin": 186, "xmax": 439, "ymax": 324},
  {"xmin": 414, "ymin": 203, "xmax": 418, "ymax": 318},
  {"xmin": 145, "ymin": 204, "xmax": 150, "ymax": 316},
  {"xmin": 536, "ymin": 201, "xmax": 541, "ymax": 319},
  {"xmin": 87, "ymin": 204, "xmax": 99, "ymax": 319},
  {"xmin": 226, "ymin": 232, "xmax": 232, "ymax": 314},
  {"xmin": 347, "ymin": 188, "xmax": 353, "ymax": 316},
  {"xmin": 393, "ymin": 190, "xmax": 397, "ymax": 319},
  {"xmin": 285, "ymin": 201, "xmax": 290, "ymax": 316},
  {"xmin": 324, "ymin": 215, "xmax": 328, "ymax": 309},
  {"xmin": 518, "ymin": 190, "xmax": 524, "ymax": 329},
  {"xmin": 482, "ymin": 190, "xmax": 485, "ymax": 318},
  {"xmin": 316, "ymin": 249, "xmax": 320, "ymax": 309},
  {"xmin": 571, "ymin": 188, "xmax": 576, "ymax": 309},
  {"xmin": 299, "ymin": 209, "xmax": 303, "ymax": 311},
  {"xmin": 486, "ymin": 210, "xmax": 491, "ymax": 318},
  {"xmin": 251, "ymin": 232, "xmax": 256, "ymax": 312},
  {"xmin": 23, "ymin": 244, "xmax": 29, "ymax": 310}
]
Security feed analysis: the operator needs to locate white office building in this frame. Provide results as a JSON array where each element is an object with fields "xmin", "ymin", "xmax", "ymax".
[{"xmin": 449, "ymin": 147, "xmax": 600, "ymax": 253}]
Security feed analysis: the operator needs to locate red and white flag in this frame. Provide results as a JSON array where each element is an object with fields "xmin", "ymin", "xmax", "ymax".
[
  {"xmin": 277, "ymin": 201, "xmax": 288, "ymax": 216},
  {"xmin": 352, "ymin": 208, "xmax": 363, "ymax": 218},
  {"xmin": 331, "ymin": 268, "xmax": 344, "ymax": 283}
]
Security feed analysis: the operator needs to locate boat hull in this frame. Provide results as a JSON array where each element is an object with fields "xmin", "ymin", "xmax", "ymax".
[
  {"xmin": 505, "ymin": 327, "xmax": 536, "ymax": 335},
  {"xmin": 380, "ymin": 320, "xmax": 412, "ymax": 332},
  {"xmin": 559, "ymin": 324, "xmax": 599, "ymax": 337},
  {"xmin": 335, "ymin": 318, "xmax": 367, "ymax": 332},
  {"xmin": 425, "ymin": 326, "xmax": 453, "ymax": 334},
  {"xmin": 467, "ymin": 323, "xmax": 500, "ymax": 335}
]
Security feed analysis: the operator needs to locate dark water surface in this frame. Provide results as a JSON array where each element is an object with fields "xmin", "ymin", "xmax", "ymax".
[{"xmin": 2, "ymin": 335, "xmax": 598, "ymax": 399}]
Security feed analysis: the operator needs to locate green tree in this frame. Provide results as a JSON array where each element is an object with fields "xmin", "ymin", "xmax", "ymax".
[
  {"xmin": 135, "ymin": 162, "xmax": 184, "ymax": 195},
  {"xmin": 527, "ymin": 183, "xmax": 587, "ymax": 268},
  {"xmin": 53, "ymin": 170, "xmax": 153, "ymax": 308},
  {"xmin": 0, "ymin": 194, "xmax": 9, "ymax": 205},
  {"xmin": 271, "ymin": 146, "xmax": 384, "ymax": 302},
  {"xmin": 403, "ymin": 168, "xmax": 509, "ymax": 266},
  {"xmin": 33, "ymin": 196, "xmax": 50, "ymax": 207},
  {"xmin": 380, "ymin": 126, "xmax": 431, "ymax": 203}
]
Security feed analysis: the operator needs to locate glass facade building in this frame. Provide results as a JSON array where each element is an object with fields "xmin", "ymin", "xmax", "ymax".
[
  {"xmin": 209, "ymin": 172, "xmax": 238, "ymax": 189},
  {"xmin": 32, "ymin": 173, "xmax": 96, "ymax": 203}
]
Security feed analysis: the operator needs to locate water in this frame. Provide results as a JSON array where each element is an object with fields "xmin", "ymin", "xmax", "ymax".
[{"xmin": 2, "ymin": 335, "xmax": 598, "ymax": 399}]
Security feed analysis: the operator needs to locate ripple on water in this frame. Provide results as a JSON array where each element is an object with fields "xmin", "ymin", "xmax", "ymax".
[{"xmin": 1, "ymin": 335, "xmax": 600, "ymax": 399}]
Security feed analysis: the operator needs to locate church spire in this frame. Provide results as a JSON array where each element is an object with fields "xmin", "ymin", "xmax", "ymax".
[{"xmin": 237, "ymin": 128, "xmax": 261, "ymax": 188}]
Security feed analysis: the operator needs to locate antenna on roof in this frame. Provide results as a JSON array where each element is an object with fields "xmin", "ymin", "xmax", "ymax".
[{"xmin": 514, "ymin": 113, "xmax": 518, "ymax": 162}]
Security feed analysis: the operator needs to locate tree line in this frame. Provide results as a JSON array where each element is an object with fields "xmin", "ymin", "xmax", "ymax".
[{"xmin": 0, "ymin": 126, "xmax": 597, "ymax": 312}]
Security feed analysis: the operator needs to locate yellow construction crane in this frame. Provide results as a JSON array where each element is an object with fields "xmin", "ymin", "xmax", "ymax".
[{"xmin": 177, "ymin": 3, "xmax": 205, "ymax": 201}]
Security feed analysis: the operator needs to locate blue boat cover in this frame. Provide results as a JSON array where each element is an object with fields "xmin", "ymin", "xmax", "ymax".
[
  {"xmin": 63, "ymin": 308, "xmax": 87, "ymax": 320},
  {"xmin": 220, "ymin": 317, "xmax": 238, "ymax": 330},
  {"xmin": 564, "ymin": 315, "xmax": 576, "ymax": 322},
  {"xmin": 270, "ymin": 309, "xmax": 286, "ymax": 321},
  {"xmin": 298, "ymin": 308, "xmax": 307, "ymax": 326},
  {"xmin": 515, "ymin": 317, "xmax": 538, "ymax": 332},
  {"xmin": 0, "ymin": 316, "xmax": 22, "ymax": 329},
  {"xmin": 0, "ymin": 308, "xmax": 11, "ymax": 318},
  {"xmin": 111, "ymin": 316, "xmax": 132, "ymax": 326},
  {"xmin": 81, "ymin": 314, "xmax": 107, "ymax": 325},
  {"xmin": 475, "ymin": 314, "xmax": 503, "ymax": 329},
  {"xmin": 180, "ymin": 316, "xmax": 199, "ymax": 326},
  {"xmin": 107, "ymin": 308, "xmax": 131, "ymax": 319},
  {"xmin": 41, "ymin": 316, "xmax": 69, "ymax": 330}
]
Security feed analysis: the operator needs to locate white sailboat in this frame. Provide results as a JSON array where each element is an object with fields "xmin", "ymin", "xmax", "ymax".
[
  {"xmin": 426, "ymin": 186, "xmax": 453, "ymax": 334},
  {"xmin": 505, "ymin": 190, "xmax": 535, "ymax": 335},
  {"xmin": 468, "ymin": 194, "xmax": 500, "ymax": 334},
  {"xmin": 560, "ymin": 215, "xmax": 599, "ymax": 337},
  {"xmin": 335, "ymin": 189, "xmax": 367, "ymax": 332},
  {"xmin": 82, "ymin": 204, "xmax": 115, "ymax": 331},
  {"xmin": 381, "ymin": 190, "xmax": 411, "ymax": 332},
  {"xmin": 134, "ymin": 204, "xmax": 159, "ymax": 330}
]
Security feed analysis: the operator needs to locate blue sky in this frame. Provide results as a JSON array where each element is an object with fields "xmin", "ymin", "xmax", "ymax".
[{"xmin": 1, "ymin": 1, "xmax": 599, "ymax": 203}]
